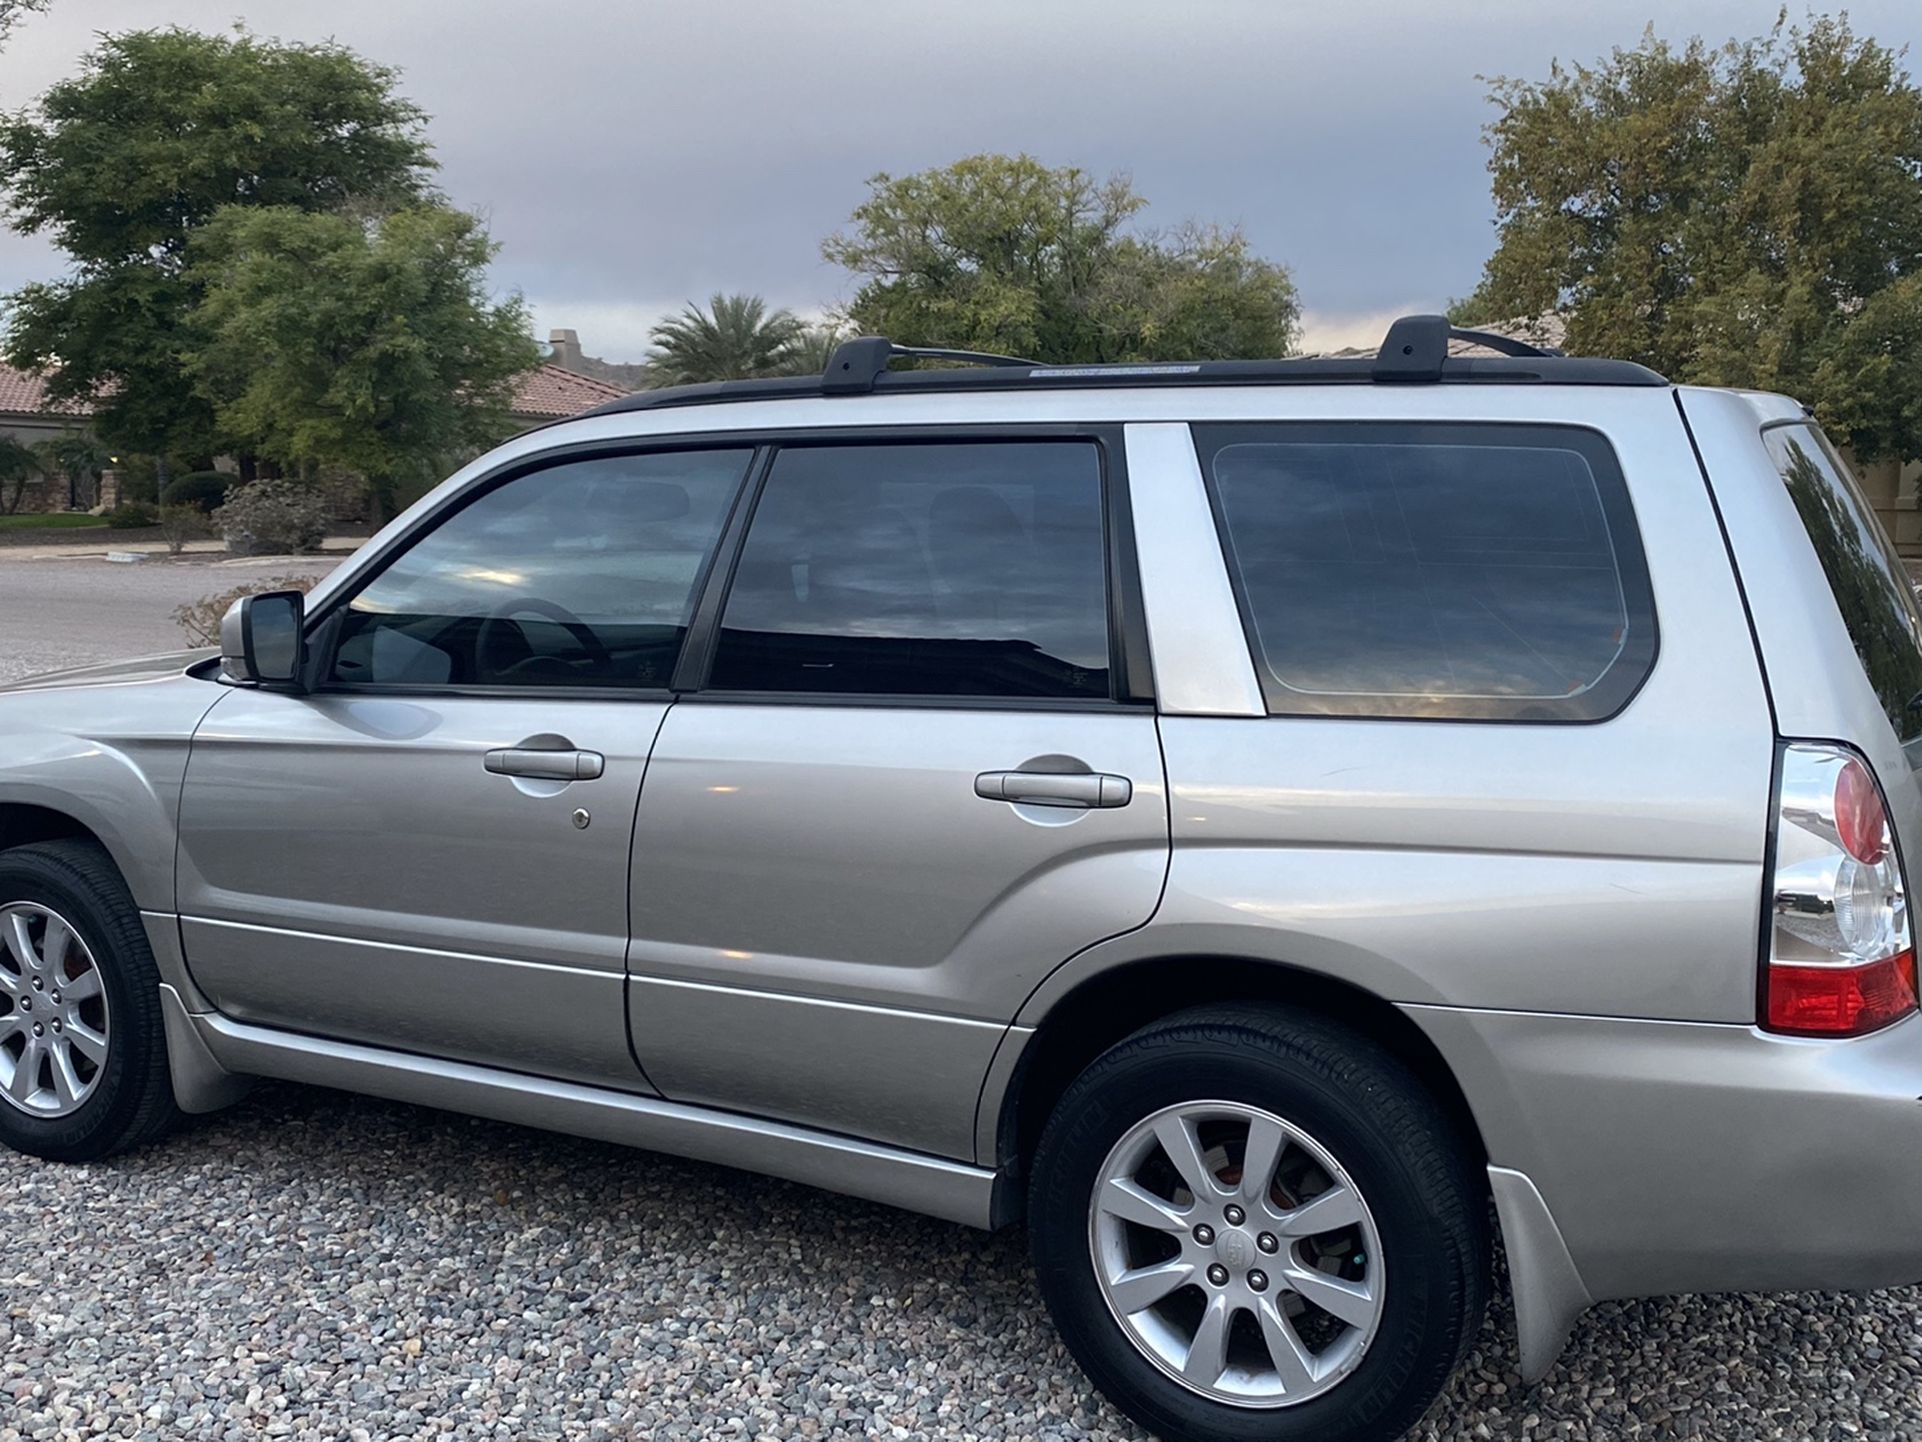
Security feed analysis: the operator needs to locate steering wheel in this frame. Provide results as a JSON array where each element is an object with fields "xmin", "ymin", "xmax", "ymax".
[{"xmin": 474, "ymin": 598, "xmax": 611, "ymax": 681}]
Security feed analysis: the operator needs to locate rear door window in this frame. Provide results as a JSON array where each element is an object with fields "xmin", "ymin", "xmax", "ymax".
[
  {"xmin": 1196, "ymin": 422, "xmax": 1657, "ymax": 721},
  {"xmin": 707, "ymin": 441, "xmax": 1112, "ymax": 699},
  {"xmin": 1764, "ymin": 422, "xmax": 1922, "ymax": 749}
]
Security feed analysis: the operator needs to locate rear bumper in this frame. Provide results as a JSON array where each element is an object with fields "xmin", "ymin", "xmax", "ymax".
[{"xmin": 1407, "ymin": 1005, "xmax": 1922, "ymax": 1373}]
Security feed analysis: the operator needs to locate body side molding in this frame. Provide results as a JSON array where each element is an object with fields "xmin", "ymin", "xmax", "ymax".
[{"xmin": 183, "ymin": 1003, "xmax": 1001, "ymax": 1228}]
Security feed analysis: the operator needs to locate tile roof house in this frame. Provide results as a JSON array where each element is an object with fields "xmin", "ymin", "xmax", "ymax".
[
  {"xmin": 0, "ymin": 361, "xmax": 101, "ymax": 512},
  {"xmin": 508, "ymin": 362, "xmax": 630, "ymax": 423}
]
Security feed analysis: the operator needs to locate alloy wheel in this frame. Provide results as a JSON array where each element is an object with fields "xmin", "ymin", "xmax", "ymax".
[
  {"xmin": 1088, "ymin": 1100, "xmax": 1385, "ymax": 1408},
  {"xmin": 0, "ymin": 902, "xmax": 111, "ymax": 1117}
]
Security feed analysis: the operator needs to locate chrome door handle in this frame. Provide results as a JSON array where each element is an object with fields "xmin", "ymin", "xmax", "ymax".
[
  {"xmin": 974, "ymin": 770, "xmax": 1132, "ymax": 809},
  {"xmin": 484, "ymin": 747, "xmax": 604, "ymax": 781}
]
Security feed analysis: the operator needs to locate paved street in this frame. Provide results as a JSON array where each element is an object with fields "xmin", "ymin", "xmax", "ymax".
[
  {"xmin": 0, "ymin": 555, "xmax": 341, "ymax": 685},
  {"xmin": 0, "ymin": 552, "xmax": 1920, "ymax": 1439}
]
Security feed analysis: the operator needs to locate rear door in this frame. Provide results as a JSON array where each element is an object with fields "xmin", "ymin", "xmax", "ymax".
[{"xmin": 625, "ymin": 431, "xmax": 1168, "ymax": 1159}]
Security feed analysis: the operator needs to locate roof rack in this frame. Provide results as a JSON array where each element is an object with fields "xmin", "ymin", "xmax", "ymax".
[
  {"xmin": 576, "ymin": 314, "xmax": 1664, "ymax": 422},
  {"xmin": 823, "ymin": 338, "xmax": 1038, "ymax": 396}
]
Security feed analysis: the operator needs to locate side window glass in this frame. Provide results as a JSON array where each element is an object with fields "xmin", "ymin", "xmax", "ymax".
[
  {"xmin": 708, "ymin": 441, "xmax": 1111, "ymax": 699},
  {"xmin": 332, "ymin": 449, "xmax": 751, "ymax": 689},
  {"xmin": 1197, "ymin": 423, "xmax": 1657, "ymax": 721}
]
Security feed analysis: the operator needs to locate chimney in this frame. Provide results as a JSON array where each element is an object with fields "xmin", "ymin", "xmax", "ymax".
[{"xmin": 548, "ymin": 328, "xmax": 585, "ymax": 372}]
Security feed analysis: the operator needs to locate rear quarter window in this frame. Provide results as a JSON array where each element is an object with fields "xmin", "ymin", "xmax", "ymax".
[
  {"xmin": 1195, "ymin": 422, "xmax": 1657, "ymax": 721},
  {"xmin": 1764, "ymin": 422, "xmax": 1922, "ymax": 751}
]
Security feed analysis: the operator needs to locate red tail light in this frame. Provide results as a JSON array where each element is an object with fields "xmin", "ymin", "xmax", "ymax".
[{"xmin": 1764, "ymin": 743, "xmax": 1915, "ymax": 1038}]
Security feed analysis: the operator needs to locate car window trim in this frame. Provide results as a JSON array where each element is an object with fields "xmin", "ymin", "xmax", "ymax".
[
  {"xmin": 673, "ymin": 423, "xmax": 1154, "ymax": 709},
  {"xmin": 1192, "ymin": 419, "xmax": 1660, "ymax": 725},
  {"xmin": 304, "ymin": 437, "xmax": 765, "ymax": 698}
]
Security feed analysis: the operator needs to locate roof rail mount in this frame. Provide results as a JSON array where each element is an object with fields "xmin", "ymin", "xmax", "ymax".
[
  {"xmin": 1372, "ymin": 314, "xmax": 1560, "ymax": 382},
  {"xmin": 823, "ymin": 338, "xmax": 1039, "ymax": 396}
]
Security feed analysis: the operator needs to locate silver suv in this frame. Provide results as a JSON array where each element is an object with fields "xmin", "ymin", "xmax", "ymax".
[{"xmin": 2, "ymin": 315, "xmax": 1918, "ymax": 1442}]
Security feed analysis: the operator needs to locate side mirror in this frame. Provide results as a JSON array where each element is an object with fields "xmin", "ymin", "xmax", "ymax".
[{"xmin": 220, "ymin": 590, "xmax": 306, "ymax": 688}]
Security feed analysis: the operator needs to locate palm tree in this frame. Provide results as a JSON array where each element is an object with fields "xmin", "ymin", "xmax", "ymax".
[
  {"xmin": 0, "ymin": 436, "xmax": 44, "ymax": 515},
  {"xmin": 646, "ymin": 293, "xmax": 806, "ymax": 386},
  {"xmin": 774, "ymin": 322, "xmax": 847, "ymax": 377},
  {"xmin": 32, "ymin": 432, "xmax": 107, "ymax": 510}
]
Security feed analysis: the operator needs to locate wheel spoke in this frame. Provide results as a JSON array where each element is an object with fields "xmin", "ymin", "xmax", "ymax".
[
  {"xmin": 48, "ymin": 1043, "xmax": 81, "ymax": 1108},
  {"xmin": 1181, "ymin": 1292, "xmax": 1234, "ymax": 1388},
  {"xmin": 1272, "ymin": 1184, "xmax": 1365, "ymax": 1238},
  {"xmin": 1098, "ymin": 1177, "xmax": 1192, "ymax": 1233},
  {"xmin": 64, "ymin": 1021, "xmax": 108, "ymax": 1064},
  {"xmin": 6, "ymin": 1042, "xmax": 38, "ymax": 1102},
  {"xmin": 40, "ymin": 915, "xmax": 72, "ymax": 975},
  {"xmin": 1107, "ymin": 1258, "xmax": 1195, "ymax": 1314},
  {"xmin": 1153, "ymin": 1113, "xmax": 1224, "ymax": 1201},
  {"xmin": 0, "ymin": 1011, "xmax": 20, "ymax": 1040},
  {"xmin": 1239, "ymin": 1113, "xmax": 1287, "ymax": 1203},
  {"xmin": 1282, "ymin": 1263, "xmax": 1377, "ymax": 1329},
  {"xmin": 4, "ymin": 913, "xmax": 35, "ymax": 971},
  {"xmin": 57, "ymin": 967, "xmax": 101, "ymax": 1004},
  {"xmin": 1255, "ymin": 1298, "xmax": 1319, "ymax": 1393},
  {"xmin": 0, "ymin": 966, "xmax": 19, "ymax": 996}
]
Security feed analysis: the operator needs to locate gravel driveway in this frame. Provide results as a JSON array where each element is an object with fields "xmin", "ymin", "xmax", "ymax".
[{"xmin": 2, "ymin": 556, "xmax": 1921, "ymax": 1440}]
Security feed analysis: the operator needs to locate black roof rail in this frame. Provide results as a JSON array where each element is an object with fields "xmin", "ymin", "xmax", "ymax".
[
  {"xmin": 823, "ymin": 337, "xmax": 1039, "ymax": 395},
  {"xmin": 571, "ymin": 314, "xmax": 1663, "ymax": 423},
  {"xmin": 1372, "ymin": 314, "xmax": 1560, "ymax": 381}
]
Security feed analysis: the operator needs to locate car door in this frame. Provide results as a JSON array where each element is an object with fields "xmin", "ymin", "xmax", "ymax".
[
  {"xmin": 626, "ymin": 433, "xmax": 1170, "ymax": 1159},
  {"xmin": 175, "ymin": 445, "xmax": 755, "ymax": 1085}
]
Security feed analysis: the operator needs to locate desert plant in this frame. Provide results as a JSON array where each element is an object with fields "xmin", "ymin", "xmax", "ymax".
[
  {"xmin": 160, "ymin": 470, "xmax": 232, "ymax": 513},
  {"xmin": 157, "ymin": 503, "xmax": 206, "ymax": 555},
  {"xmin": 210, "ymin": 477, "xmax": 328, "ymax": 555},
  {"xmin": 172, "ymin": 572, "xmax": 321, "ymax": 646}
]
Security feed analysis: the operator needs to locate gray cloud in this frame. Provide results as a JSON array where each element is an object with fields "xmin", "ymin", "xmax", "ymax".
[{"xmin": 1, "ymin": 0, "xmax": 1917, "ymax": 358}]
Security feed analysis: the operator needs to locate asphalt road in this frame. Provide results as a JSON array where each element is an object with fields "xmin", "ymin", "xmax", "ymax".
[
  {"xmin": 1, "ymin": 550, "xmax": 1920, "ymax": 1438},
  {"xmin": 0, "ymin": 554, "xmax": 341, "ymax": 684}
]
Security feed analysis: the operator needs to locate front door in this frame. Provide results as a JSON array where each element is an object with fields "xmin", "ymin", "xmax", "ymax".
[
  {"xmin": 176, "ymin": 445, "xmax": 755, "ymax": 1084},
  {"xmin": 625, "ymin": 435, "xmax": 1170, "ymax": 1159}
]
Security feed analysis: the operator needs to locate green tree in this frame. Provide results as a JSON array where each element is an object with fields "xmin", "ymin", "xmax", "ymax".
[
  {"xmin": 185, "ymin": 203, "xmax": 539, "ymax": 520},
  {"xmin": 0, "ymin": 435, "xmax": 43, "ymax": 514},
  {"xmin": 1457, "ymin": 15, "xmax": 1922, "ymax": 460},
  {"xmin": 647, "ymin": 293, "xmax": 806, "ymax": 385},
  {"xmin": 774, "ymin": 321, "xmax": 846, "ymax": 377},
  {"xmin": 0, "ymin": 27, "xmax": 435, "ymax": 462},
  {"xmin": 823, "ymin": 153, "xmax": 1299, "ymax": 364}
]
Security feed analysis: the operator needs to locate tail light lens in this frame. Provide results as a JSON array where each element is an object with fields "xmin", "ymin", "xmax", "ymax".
[{"xmin": 1765, "ymin": 742, "xmax": 1916, "ymax": 1037}]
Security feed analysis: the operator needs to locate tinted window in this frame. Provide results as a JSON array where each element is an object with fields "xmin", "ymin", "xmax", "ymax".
[
  {"xmin": 1766, "ymin": 423, "xmax": 1922, "ymax": 751},
  {"xmin": 708, "ymin": 442, "xmax": 1111, "ymax": 698},
  {"xmin": 1198, "ymin": 423, "xmax": 1656, "ymax": 721},
  {"xmin": 332, "ymin": 449, "xmax": 750, "ymax": 689}
]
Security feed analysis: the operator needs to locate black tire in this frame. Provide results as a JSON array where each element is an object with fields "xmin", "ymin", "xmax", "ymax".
[
  {"xmin": 0, "ymin": 840, "xmax": 178, "ymax": 1161},
  {"xmin": 1029, "ymin": 1004, "xmax": 1487, "ymax": 1442}
]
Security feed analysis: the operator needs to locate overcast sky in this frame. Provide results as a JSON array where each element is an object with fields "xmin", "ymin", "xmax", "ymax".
[{"xmin": 2, "ymin": 0, "xmax": 1919, "ymax": 360}]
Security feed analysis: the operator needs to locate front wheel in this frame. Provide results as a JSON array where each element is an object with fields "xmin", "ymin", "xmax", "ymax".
[
  {"xmin": 0, "ymin": 840, "xmax": 178, "ymax": 1161},
  {"xmin": 1028, "ymin": 1005, "xmax": 1487, "ymax": 1442}
]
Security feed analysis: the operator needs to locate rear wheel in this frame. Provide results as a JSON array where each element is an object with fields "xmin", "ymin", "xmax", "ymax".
[
  {"xmin": 0, "ymin": 841, "xmax": 177, "ymax": 1161},
  {"xmin": 1028, "ymin": 1005, "xmax": 1486, "ymax": 1442}
]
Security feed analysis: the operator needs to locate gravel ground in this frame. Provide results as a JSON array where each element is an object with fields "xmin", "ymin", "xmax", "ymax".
[{"xmin": 3, "ymin": 554, "xmax": 1922, "ymax": 1439}]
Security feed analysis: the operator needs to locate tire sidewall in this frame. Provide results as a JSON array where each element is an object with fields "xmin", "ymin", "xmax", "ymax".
[
  {"xmin": 1030, "ymin": 1027, "xmax": 1469, "ymax": 1442},
  {"xmin": 0, "ymin": 850, "xmax": 157, "ymax": 1158}
]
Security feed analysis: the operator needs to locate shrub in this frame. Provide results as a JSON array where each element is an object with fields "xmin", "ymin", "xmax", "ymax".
[
  {"xmin": 211, "ymin": 478, "xmax": 329, "ymax": 556},
  {"xmin": 172, "ymin": 573, "xmax": 322, "ymax": 646},
  {"xmin": 104, "ymin": 501, "xmax": 157, "ymax": 528},
  {"xmin": 159, "ymin": 470, "xmax": 233, "ymax": 514},
  {"xmin": 157, "ymin": 503, "xmax": 206, "ymax": 555}
]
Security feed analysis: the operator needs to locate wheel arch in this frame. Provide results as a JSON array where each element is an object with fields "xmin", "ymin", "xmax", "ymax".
[{"xmin": 987, "ymin": 953, "xmax": 1489, "ymax": 1205}]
